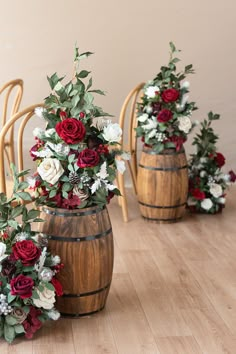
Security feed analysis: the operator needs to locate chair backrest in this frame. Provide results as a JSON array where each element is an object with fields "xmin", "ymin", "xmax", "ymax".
[
  {"xmin": 0, "ymin": 79, "xmax": 24, "ymax": 166},
  {"xmin": 119, "ymin": 82, "xmax": 145, "ymax": 181},
  {"xmin": 0, "ymin": 103, "xmax": 44, "ymax": 195}
]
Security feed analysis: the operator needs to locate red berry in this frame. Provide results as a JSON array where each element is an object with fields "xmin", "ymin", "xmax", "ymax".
[{"xmin": 79, "ymin": 112, "xmax": 85, "ymax": 118}]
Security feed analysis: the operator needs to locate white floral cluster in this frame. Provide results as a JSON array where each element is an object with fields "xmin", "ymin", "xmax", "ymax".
[{"xmin": 0, "ymin": 294, "xmax": 12, "ymax": 316}]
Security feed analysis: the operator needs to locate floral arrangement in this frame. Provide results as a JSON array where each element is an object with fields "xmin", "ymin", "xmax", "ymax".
[
  {"xmin": 0, "ymin": 166, "xmax": 63, "ymax": 343},
  {"xmin": 188, "ymin": 112, "xmax": 236, "ymax": 213},
  {"xmin": 136, "ymin": 42, "xmax": 197, "ymax": 153},
  {"xmin": 30, "ymin": 47, "xmax": 127, "ymax": 209}
]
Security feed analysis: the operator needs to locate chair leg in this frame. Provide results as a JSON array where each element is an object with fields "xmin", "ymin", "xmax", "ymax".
[{"xmin": 117, "ymin": 172, "xmax": 128, "ymax": 222}]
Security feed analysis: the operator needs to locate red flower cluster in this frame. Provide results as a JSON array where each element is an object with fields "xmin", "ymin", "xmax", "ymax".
[
  {"xmin": 12, "ymin": 240, "xmax": 41, "ymax": 266},
  {"xmin": 22, "ymin": 307, "xmax": 42, "ymax": 339}
]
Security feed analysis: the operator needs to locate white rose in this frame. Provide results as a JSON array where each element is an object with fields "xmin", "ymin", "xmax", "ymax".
[
  {"xmin": 217, "ymin": 197, "xmax": 225, "ymax": 204},
  {"xmin": 47, "ymin": 309, "xmax": 60, "ymax": 321},
  {"xmin": 145, "ymin": 86, "xmax": 160, "ymax": 98},
  {"xmin": 115, "ymin": 159, "xmax": 126, "ymax": 174},
  {"xmin": 178, "ymin": 116, "xmax": 192, "ymax": 134},
  {"xmin": 32, "ymin": 285, "xmax": 56, "ymax": 310},
  {"xmin": 33, "ymin": 127, "xmax": 44, "ymax": 138},
  {"xmin": 201, "ymin": 198, "xmax": 213, "ymax": 210},
  {"xmin": 0, "ymin": 242, "xmax": 6, "ymax": 258},
  {"xmin": 181, "ymin": 81, "xmax": 190, "ymax": 89},
  {"xmin": 102, "ymin": 123, "xmax": 122, "ymax": 143},
  {"xmin": 37, "ymin": 158, "xmax": 64, "ymax": 185},
  {"xmin": 209, "ymin": 183, "xmax": 223, "ymax": 198},
  {"xmin": 137, "ymin": 113, "xmax": 149, "ymax": 123}
]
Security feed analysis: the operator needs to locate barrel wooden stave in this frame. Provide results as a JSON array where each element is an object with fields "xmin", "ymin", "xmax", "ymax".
[
  {"xmin": 137, "ymin": 149, "xmax": 188, "ymax": 223},
  {"xmin": 38, "ymin": 205, "xmax": 114, "ymax": 317}
]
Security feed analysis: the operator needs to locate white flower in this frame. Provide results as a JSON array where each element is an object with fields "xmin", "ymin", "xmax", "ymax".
[
  {"xmin": 143, "ymin": 117, "xmax": 158, "ymax": 131},
  {"xmin": 181, "ymin": 81, "xmax": 190, "ymax": 89},
  {"xmin": 37, "ymin": 158, "xmax": 64, "ymax": 185},
  {"xmin": 194, "ymin": 120, "xmax": 200, "ymax": 126},
  {"xmin": 47, "ymin": 309, "xmax": 60, "ymax": 321},
  {"xmin": 91, "ymin": 179, "xmax": 101, "ymax": 194},
  {"xmin": 137, "ymin": 113, "xmax": 149, "ymax": 123},
  {"xmin": 35, "ymin": 247, "xmax": 47, "ymax": 274},
  {"xmin": 145, "ymin": 105, "xmax": 153, "ymax": 114},
  {"xmin": 0, "ymin": 242, "xmax": 7, "ymax": 262},
  {"xmin": 178, "ymin": 116, "xmax": 192, "ymax": 134},
  {"xmin": 32, "ymin": 146, "xmax": 54, "ymax": 158},
  {"xmin": 27, "ymin": 176, "xmax": 38, "ymax": 188},
  {"xmin": 33, "ymin": 127, "xmax": 44, "ymax": 139},
  {"xmin": 46, "ymin": 142, "xmax": 70, "ymax": 157},
  {"xmin": 51, "ymin": 255, "xmax": 61, "ymax": 265},
  {"xmin": 35, "ymin": 107, "xmax": 46, "ymax": 119},
  {"xmin": 39, "ymin": 267, "xmax": 54, "ymax": 282},
  {"xmin": 44, "ymin": 128, "xmax": 56, "ymax": 138},
  {"xmin": 120, "ymin": 152, "xmax": 131, "ymax": 160},
  {"xmin": 145, "ymin": 86, "xmax": 160, "ymax": 98},
  {"xmin": 96, "ymin": 162, "xmax": 109, "ymax": 179},
  {"xmin": 180, "ymin": 94, "xmax": 189, "ymax": 108},
  {"xmin": 201, "ymin": 198, "xmax": 213, "ymax": 210},
  {"xmin": 223, "ymin": 174, "xmax": 231, "ymax": 182},
  {"xmin": 209, "ymin": 183, "xmax": 223, "ymax": 198},
  {"xmin": 102, "ymin": 123, "xmax": 122, "ymax": 143},
  {"xmin": 115, "ymin": 159, "xmax": 126, "ymax": 174},
  {"xmin": 200, "ymin": 157, "xmax": 208, "ymax": 164},
  {"xmin": 148, "ymin": 130, "xmax": 157, "ymax": 138},
  {"xmin": 15, "ymin": 232, "xmax": 29, "ymax": 241},
  {"xmin": 217, "ymin": 197, "xmax": 225, "ymax": 204},
  {"xmin": 32, "ymin": 285, "xmax": 56, "ymax": 310},
  {"xmin": 200, "ymin": 170, "xmax": 207, "ymax": 178}
]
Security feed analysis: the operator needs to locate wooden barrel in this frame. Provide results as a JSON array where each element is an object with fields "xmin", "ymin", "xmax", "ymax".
[
  {"xmin": 137, "ymin": 148, "xmax": 188, "ymax": 223},
  {"xmin": 38, "ymin": 205, "xmax": 114, "ymax": 317}
]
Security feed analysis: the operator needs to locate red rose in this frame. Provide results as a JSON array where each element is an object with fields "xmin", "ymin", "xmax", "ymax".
[
  {"xmin": 55, "ymin": 118, "xmax": 86, "ymax": 144},
  {"xmin": 12, "ymin": 240, "xmax": 41, "ymax": 266},
  {"xmin": 215, "ymin": 152, "xmax": 225, "ymax": 167},
  {"xmin": 192, "ymin": 188, "xmax": 205, "ymax": 200},
  {"xmin": 229, "ymin": 170, "xmax": 236, "ymax": 182},
  {"xmin": 51, "ymin": 277, "xmax": 63, "ymax": 296},
  {"xmin": 77, "ymin": 148, "xmax": 100, "ymax": 168},
  {"xmin": 23, "ymin": 306, "xmax": 42, "ymax": 339},
  {"xmin": 161, "ymin": 88, "xmax": 180, "ymax": 103},
  {"xmin": 167, "ymin": 135, "xmax": 186, "ymax": 151},
  {"xmin": 10, "ymin": 274, "xmax": 34, "ymax": 299},
  {"xmin": 157, "ymin": 109, "xmax": 173, "ymax": 123}
]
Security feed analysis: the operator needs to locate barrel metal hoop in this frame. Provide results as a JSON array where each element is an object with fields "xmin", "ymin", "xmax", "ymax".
[
  {"xmin": 142, "ymin": 216, "xmax": 183, "ymax": 222},
  {"xmin": 62, "ymin": 283, "xmax": 111, "ymax": 298},
  {"xmin": 138, "ymin": 164, "xmax": 188, "ymax": 171},
  {"xmin": 143, "ymin": 149, "xmax": 184, "ymax": 155},
  {"xmin": 138, "ymin": 201, "xmax": 186, "ymax": 209},
  {"xmin": 46, "ymin": 227, "xmax": 112, "ymax": 242},
  {"xmin": 42, "ymin": 205, "xmax": 105, "ymax": 217},
  {"xmin": 60, "ymin": 305, "xmax": 105, "ymax": 318}
]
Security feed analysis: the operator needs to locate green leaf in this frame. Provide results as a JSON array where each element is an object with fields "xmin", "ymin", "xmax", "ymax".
[
  {"xmin": 8, "ymin": 219, "xmax": 18, "ymax": 229},
  {"xmin": 7, "ymin": 293, "xmax": 16, "ymax": 303},
  {"xmin": 49, "ymin": 190, "xmax": 57, "ymax": 198},
  {"xmin": 5, "ymin": 315, "xmax": 18, "ymax": 326},
  {"xmin": 88, "ymin": 89, "xmax": 105, "ymax": 96},
  {"xmin": 169, "ymin": 42, "xmax": 176, "ymax": 52},
  {"xmin": 78, "ymin": 51, "xmax": 93, "ymax": 60},
  {"xmin": 62, "ymin": 183, "xmax": 72, "ymax": 192},
  {"xmin": 32, "ymin": 290, "xmax": 40, "ymax": 299},
  {"xmin": 26, "ymin": 209, "xmax": 40, "ymax": 220},
  {"xmin": 78, "ymin": 70, "xmax": 90, "ymax": 78},
  {"xmin": 14, "ymin": 324, "xmax": 25, "ymax": 334},
  {"xmin": 44, "ymin": 282, "xmax": 55, "ymax": 291},
  {"xmin": 4, "ymin": 323, "xmax": 15, "ymax": 343},
  {"xmin": 11, "ymin": 205, "xmax": 24, "ymax": 218},
  {"xmin": 14, "ymin": 192, "xmax": 32, "ymax": 201}
]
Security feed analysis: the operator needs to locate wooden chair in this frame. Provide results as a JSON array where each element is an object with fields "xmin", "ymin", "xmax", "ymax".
[
  {"xmin": 0, "ymin": 79, "xmax": 24, "ymax": 168},
  {"xmin": 0, "ymin": 103, "xmax": 44, "ymax": 197},
  {"xmin": 117, "ymin": 82, "xmax": 145, "ymax": 222}
]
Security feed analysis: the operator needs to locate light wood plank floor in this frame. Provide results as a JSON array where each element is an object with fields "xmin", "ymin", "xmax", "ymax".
[{"xmin": 1, "ymin": 187, "xmax": 236, "ymax": 353}]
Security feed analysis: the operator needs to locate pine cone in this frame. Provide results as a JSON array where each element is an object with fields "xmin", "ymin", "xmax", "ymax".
[
  {"xmin": 73, "ymin": 186, "xmax": 89, "ymax": 201},
  {"xmin": 69, "ymin": 171, "xmax": 80, "ymax": 185}
]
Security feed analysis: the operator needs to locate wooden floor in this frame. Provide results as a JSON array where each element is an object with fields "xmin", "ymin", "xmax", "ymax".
[{"xmin": 2, "ymin": 187, "xmax": 236, "ymax": 353}]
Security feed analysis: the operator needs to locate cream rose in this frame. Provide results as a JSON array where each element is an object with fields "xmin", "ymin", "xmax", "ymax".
[
  {"xmin": 102, "ymin": 123, "xmax": 122, "ymax": 143},
  {"xmin": 37, "ymin": 158, "xmax": 64, "ymax": 185},
  {"xmin": 209, "ymin": 183, "xmax": 223, "ymax": 198},
  {"xmin": 32, "ymin": 285, "xmax": 56, "ymax": 310},
  {"xmin": 201, "ymin": 198, "xmax": 213, "ymax": 210},
  {"xmin": 178, "ymin": 116, "xmax": 192, "ymax": 134},
  {"xmin": 145, "ymin": 85, "xmax": 160, "ymax": 98}
]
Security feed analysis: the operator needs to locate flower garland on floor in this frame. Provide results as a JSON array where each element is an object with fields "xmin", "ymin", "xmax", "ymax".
[
  {"xmin": 136, "ymin": 42, "xmax": 198, "ymax": 153},
  {"xmin": 30, "ymin": 47, "xmax": 128, "ymax": 209},
  {"xmin": 188, "ymin": 112, "xmax": 236, "ymax": 213},
  {"xmin": 0, "ymin": 166, "xmax": 63, "ymax": 343}
]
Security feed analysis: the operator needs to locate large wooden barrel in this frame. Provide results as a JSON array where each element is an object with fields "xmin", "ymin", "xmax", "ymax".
[
  {"xmin": 137, "ymin": 148, "xmax": 188, "ymax": 223},
  {"xmin": 38, "ymin": 205, "xmax": 114, "ymax": 317}
]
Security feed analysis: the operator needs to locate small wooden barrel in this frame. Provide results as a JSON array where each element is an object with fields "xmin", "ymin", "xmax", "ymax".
[
  {"xmin": 38, "ymin": 205, "xmax": 114, "ymax": 317},
  {"xmin": 137, "ymin": 148, "xmax": 188, "ymax": 223}
]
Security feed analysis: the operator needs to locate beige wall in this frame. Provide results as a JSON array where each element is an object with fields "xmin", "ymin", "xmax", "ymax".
[{"xmin": 1, "ymin": 0, "xmax": 235, "ymax": 171}]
